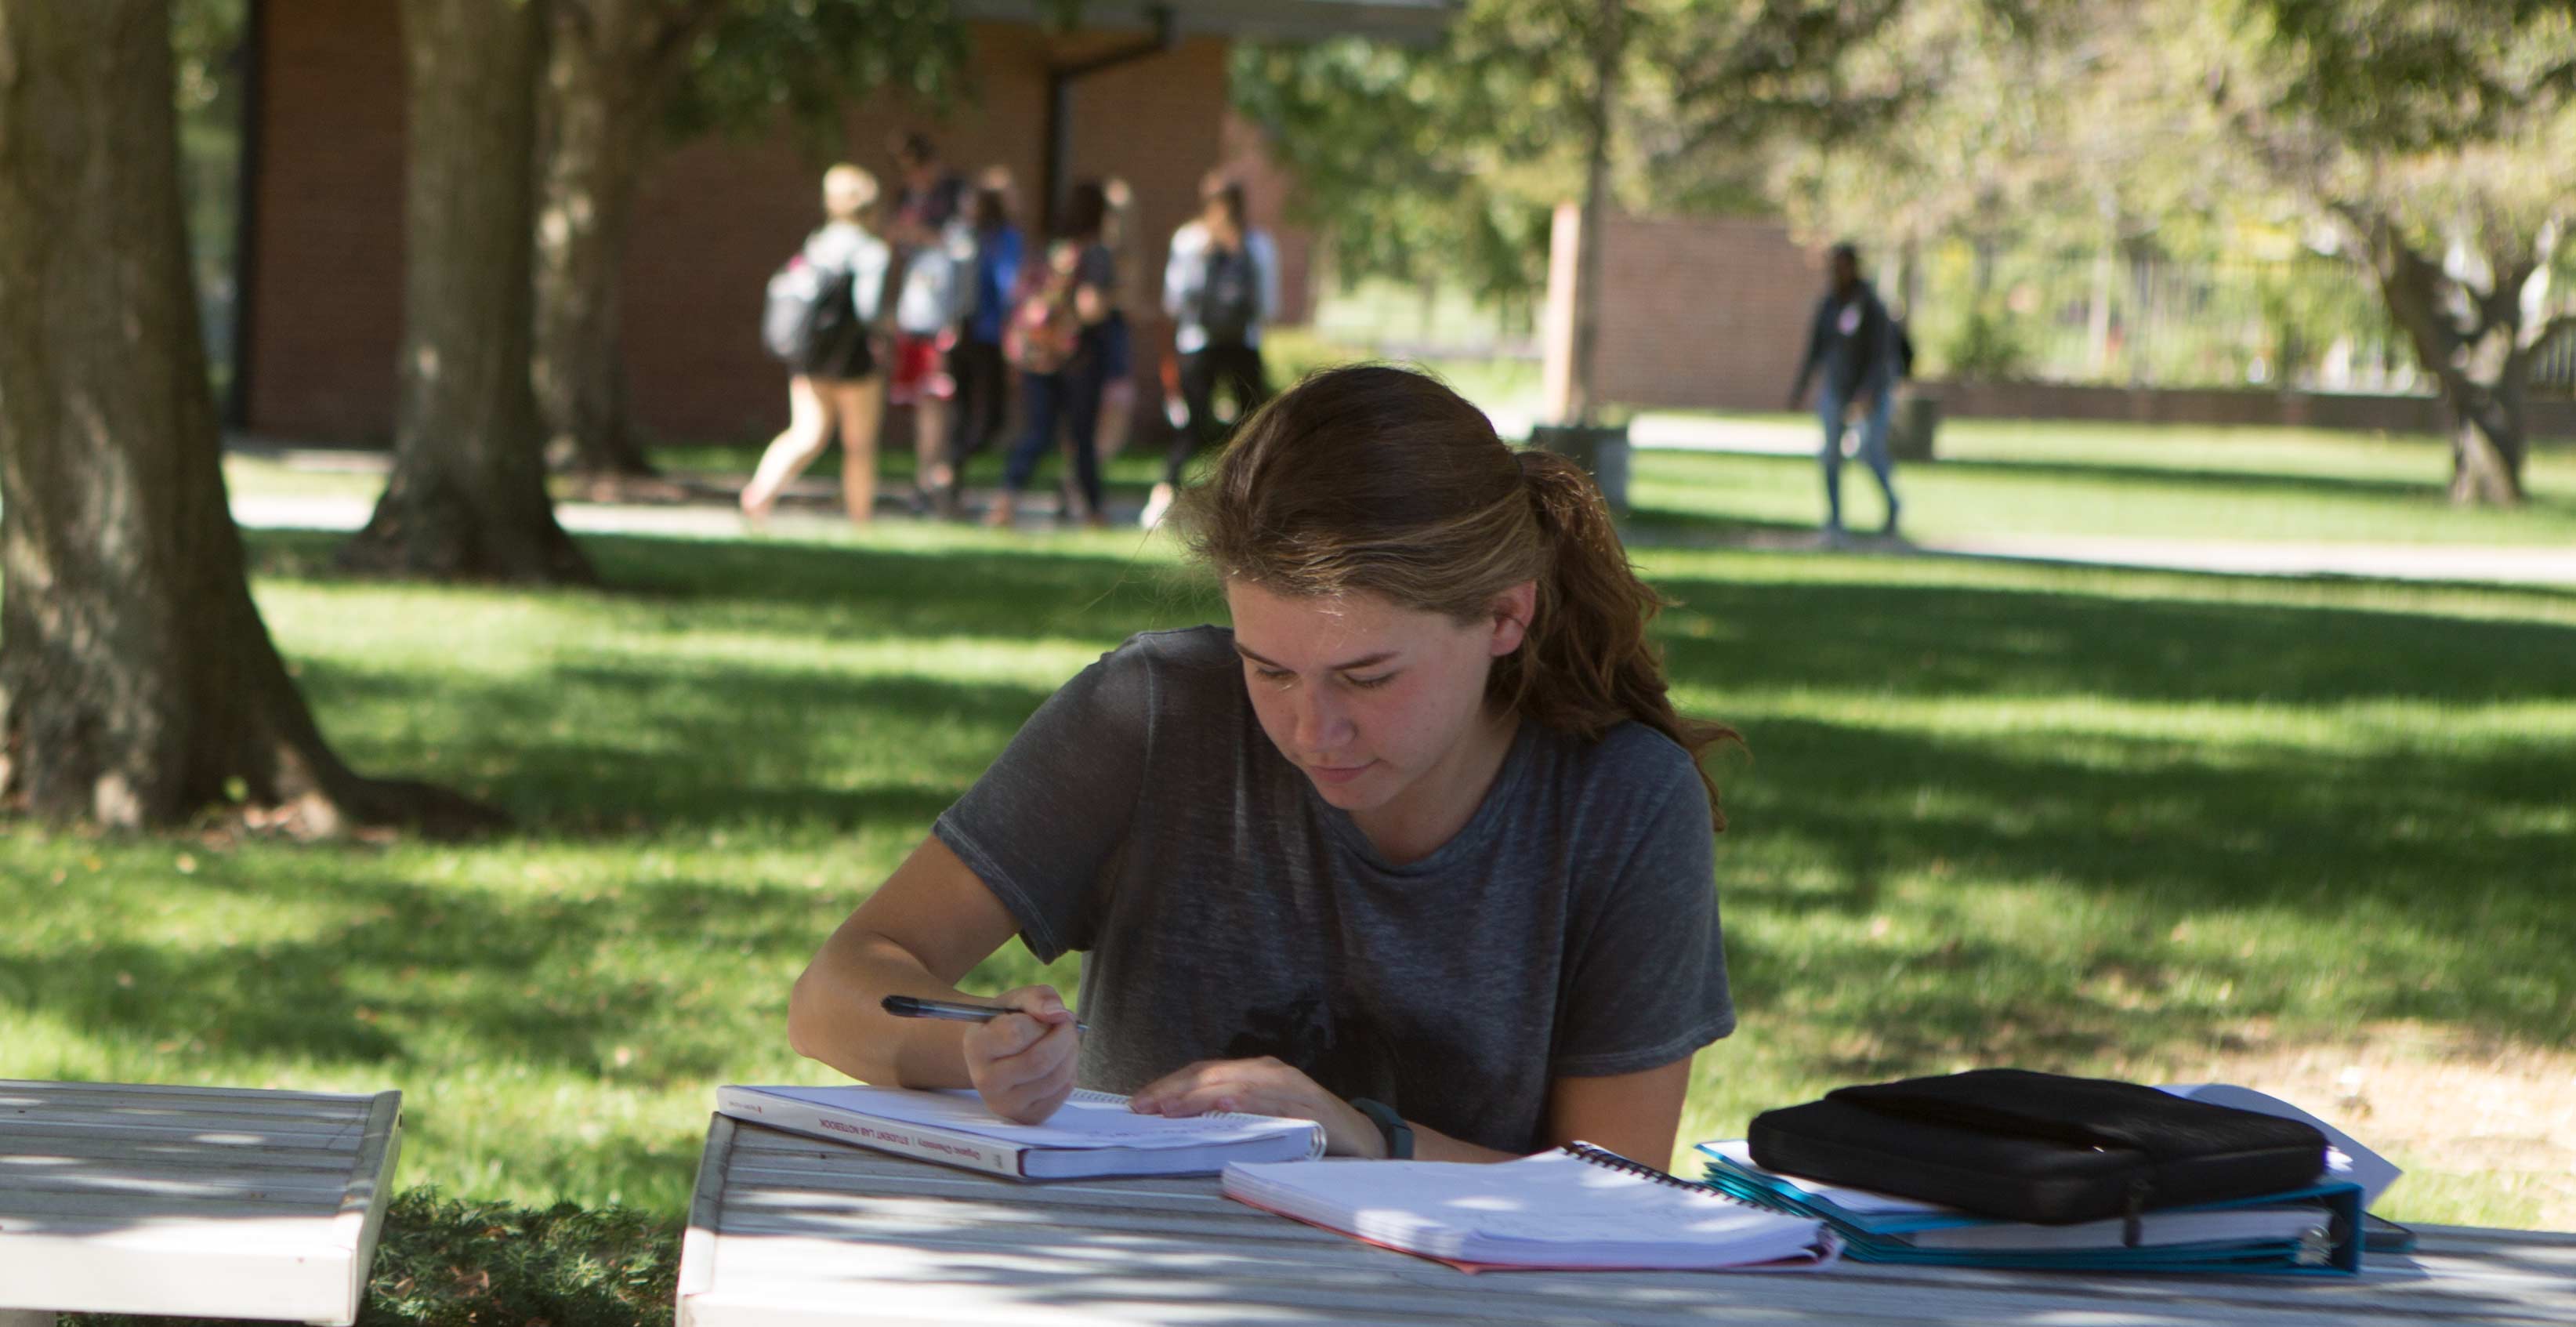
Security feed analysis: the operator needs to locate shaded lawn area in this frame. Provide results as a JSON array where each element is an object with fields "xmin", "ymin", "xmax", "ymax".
[
  {"xmin": 5, "ymin": 523, "xmax": 2572, "ymax": 1242},
  {"xmin": 1624, "ymin": 418, "xmax": 2576, "ymax": 546}
]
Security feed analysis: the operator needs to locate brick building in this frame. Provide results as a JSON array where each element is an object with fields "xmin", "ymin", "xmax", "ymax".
[{"xmin": 234, "ymin": 0, "xmax": 1440, "ymax": 445}]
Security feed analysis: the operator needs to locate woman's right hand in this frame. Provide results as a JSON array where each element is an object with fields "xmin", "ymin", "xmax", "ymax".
[{"xmin": 961, "ymin": 985, "xmax": 1080, "ymax": 1124}]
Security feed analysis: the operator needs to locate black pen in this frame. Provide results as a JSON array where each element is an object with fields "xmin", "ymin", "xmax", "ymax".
[{"xmin": 882, "ymin": 994, "xmax": 1090, "ymax": 1035}]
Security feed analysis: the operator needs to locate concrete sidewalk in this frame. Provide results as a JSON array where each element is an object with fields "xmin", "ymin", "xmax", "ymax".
[{"xmin": 229, "ymin": 490, "xmax": 2576, "ymax": 589}]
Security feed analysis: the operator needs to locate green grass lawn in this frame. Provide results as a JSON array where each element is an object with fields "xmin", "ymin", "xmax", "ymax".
[
  {"xmin": 1627, "ymin": 416, "xmax": 2576, "ymax": 546},
  {"xmin": 7, "ymin": 520, "xmax": 2571, "ymax": 1249}
]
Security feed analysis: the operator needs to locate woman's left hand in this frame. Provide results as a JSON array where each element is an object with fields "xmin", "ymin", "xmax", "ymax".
[{"xmin": 1128, "ymin": 1057, "xmax": 1383, "ymax": 1158}]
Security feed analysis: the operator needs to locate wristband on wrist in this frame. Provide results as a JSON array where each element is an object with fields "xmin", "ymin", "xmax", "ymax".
[{"xmin": 1347, "ymin": 1097, "xmax": 1414, "ymax": 1160}]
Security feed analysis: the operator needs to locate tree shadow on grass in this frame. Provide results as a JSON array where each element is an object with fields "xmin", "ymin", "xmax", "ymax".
[
  {"xmin": 1713, "ymin": 711, "xmax": 2575, "ymax": 1053},
  {"xmin": 292, "ymin": 656, "xmax": 1051, "ymax": 834},
  {"xmin": 1654, "ymin": 567, "xmax": 2576, "ymax": 705},
  {"xmin": 0, "ymin": 869, "xmax": 832, "ymax": 1082}
]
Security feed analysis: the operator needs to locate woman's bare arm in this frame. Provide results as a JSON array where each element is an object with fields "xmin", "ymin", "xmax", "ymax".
[{"xmin": 788, "ymin": 836, "xmax": 1074, "ymax": 1118}]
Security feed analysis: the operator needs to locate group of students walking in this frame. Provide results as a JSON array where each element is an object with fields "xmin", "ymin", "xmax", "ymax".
[{"xmin": 741, "ymin": 134, "xmax": 1279, "ymax": 530}]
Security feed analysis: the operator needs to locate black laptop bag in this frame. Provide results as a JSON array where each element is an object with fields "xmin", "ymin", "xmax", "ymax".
[{"xmin": 1748, "ymin": 1069, "xmax": 2329, "ymax": 1235}]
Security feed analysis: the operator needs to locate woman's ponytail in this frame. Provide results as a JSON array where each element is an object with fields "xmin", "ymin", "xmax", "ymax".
[{"xmin": 1505, "ymin": 450, "xmax": 1738, "ymax": 828}]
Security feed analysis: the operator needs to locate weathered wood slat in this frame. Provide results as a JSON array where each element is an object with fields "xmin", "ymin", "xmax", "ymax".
[
  {"xmin": 0, "ymin": 1118, "xmax": 367, "ymax": 1152},
  {"xmin": 0, "ymin": 1082, "xmax": 377, "ymax": 1121},
  {"xmin": 0, "ymin": 1166, "xmax": 354, "ymax": 1202},
  {"xmin": 0, "ymin": 1104, "xmax": 371, "ymax": 1140},
  {"xmin": 0, "ymin": 1079, "xmax": 379, "ymax": 1108},
  {"xmin": 0, "ymin": 1185, "xmax": 335, "ymax": 1222},
  {"xmin": 0, "ymin": 1136, "xmax": 371, "ymax": 1172}
]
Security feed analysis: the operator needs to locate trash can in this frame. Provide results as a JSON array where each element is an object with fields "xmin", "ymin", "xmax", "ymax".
[
  {"xmin": 1528, "ymin": 422, "xmax": 1631, "ymax": 514},
  {"xmin": 1892, "ymin": 390, "xmax": 1940, "ymax": 462}
]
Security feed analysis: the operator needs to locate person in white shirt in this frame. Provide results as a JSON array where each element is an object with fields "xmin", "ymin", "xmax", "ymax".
[
  {"xmin": 742, "ymin": 164, "xmax": 892, "ymax": 524},
  {"xmin": 1146, "ymin": 178, "xmax": 1278, "ymax": 529}
]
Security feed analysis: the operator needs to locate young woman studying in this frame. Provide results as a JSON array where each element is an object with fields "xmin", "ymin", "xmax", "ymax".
[{"xmin": 788, "ymin": 364, "xmax": 1737, "ymax": 1166}]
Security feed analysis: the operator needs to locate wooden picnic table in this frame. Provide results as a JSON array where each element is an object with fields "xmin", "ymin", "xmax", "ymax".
[
  {"xmin": 0, "ymin": 1079, "xmax": 402, "ymax": 1326},
  {"xmin": 679, "ymin": 1115, "xmax": 2576, "ymax": 1325}
]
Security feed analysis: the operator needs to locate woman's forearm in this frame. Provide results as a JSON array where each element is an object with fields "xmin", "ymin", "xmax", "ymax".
[{"xmin": 787, "ymin": 930, "xmax": 975, "ymax": 1089}]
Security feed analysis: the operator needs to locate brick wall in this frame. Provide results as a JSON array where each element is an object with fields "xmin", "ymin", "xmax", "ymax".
[
  {"xmin": 245, "ymin": 12, "xmax": 1233, "ymax": 445},
  {"xmin": 244, "ymin": 0, "xmax": 407, "ymax": 443},
  {"xmin": 1588, "ymin": 214, "xmax": 1825, "ymax": 412}
]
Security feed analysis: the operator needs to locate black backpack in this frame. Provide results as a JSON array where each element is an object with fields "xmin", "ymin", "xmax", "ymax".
[
  {"xmin": 1196, "ymin": 245, "xmax": 1258, "ymax": 347},
  {"xmin": 761, "ymin": 254, "xmax": 859, "ymax": 373}
]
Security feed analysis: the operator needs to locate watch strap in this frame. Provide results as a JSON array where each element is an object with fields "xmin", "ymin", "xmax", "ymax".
[{"xmin": 1348, "ymin": 1097, "xmax": 1414, "ymax": 1160}]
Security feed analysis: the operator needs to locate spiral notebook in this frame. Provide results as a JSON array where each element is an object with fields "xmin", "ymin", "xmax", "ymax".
[
  {"xmin": 1221, "ymin": 1143, "xmax": 1839, "ymax": 1273},
  {"xmin": 718, "ymin": 1084, "xmax": 1324, "ymax": 1181}
]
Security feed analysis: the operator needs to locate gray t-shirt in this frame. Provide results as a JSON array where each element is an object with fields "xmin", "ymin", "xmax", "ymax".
[{"xmin": 932, "ymin": 626, "xmax": 1734, "ymax": 1155}]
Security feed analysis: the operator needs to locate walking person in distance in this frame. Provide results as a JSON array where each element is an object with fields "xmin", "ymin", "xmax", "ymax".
[{"xmin": 1786, "ymin": 241, "xmax": 1902, "ymax": 542}]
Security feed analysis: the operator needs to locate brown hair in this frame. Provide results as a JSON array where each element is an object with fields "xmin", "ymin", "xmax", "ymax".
[{"xmin": 1179, "ymin": 364, "xmax": 1739, "ymax": 827}]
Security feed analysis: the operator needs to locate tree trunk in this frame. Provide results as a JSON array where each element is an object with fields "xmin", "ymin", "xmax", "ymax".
[
  {"xmin": 0, "ymin": 0, "xmax": 501, "ymax": 836},
  {"xmin": 1562, "ymin": 0, "xmax": 1623, "ymax": 426},
  {"xmin": 2356, "ymin": 216, "xmax": 2528, "ymax": 506},
  {"xmin": 534, "ymin": 0, "xmax": 717, "ymax": 480},
  {"xmin": 342, "ymin": 0, "xmax": 595, "ymax": 581}
]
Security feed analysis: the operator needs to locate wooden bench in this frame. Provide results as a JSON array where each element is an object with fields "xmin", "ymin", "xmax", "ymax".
[
  {"xmin": 679, "ymin": 1113, "xmax": 2576, "ymax": 1325},
  {"xmin": 0, "ymin": 1080, "xmax": 402, "ymax": 1326}
]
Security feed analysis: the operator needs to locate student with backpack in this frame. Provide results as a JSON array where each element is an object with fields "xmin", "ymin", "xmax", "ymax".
[
  {"xmin": 987, "ymin": 183, "xmax": 1121, "ymax": 529},
  {"xmin": 987, "ymin": 241, "xmax": 1095, "ymax": 528},
  {"xmin": 743, "ymin": 165, "xmax": 893, "ymax": 524},
  {"xmin": 1147, "ymin": 178, "xmax": 1277, "ymax": 530}
]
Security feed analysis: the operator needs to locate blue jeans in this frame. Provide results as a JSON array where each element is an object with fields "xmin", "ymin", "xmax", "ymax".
[
  {"xmin": 1003, "ymin": 365, "xmax": 1104, "ymax": 513},
  {"xmin": 1820, "ymin": 384, "xmax": 1899, "ymax": 532}
]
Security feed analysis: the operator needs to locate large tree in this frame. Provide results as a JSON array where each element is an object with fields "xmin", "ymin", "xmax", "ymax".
[
  {"xmin": 533, "ymin": 0, "xmax": 726, "ymax": 479},
  {"xmin": 341, "ymin": 0, "xmax": 593, "ymax": 581},
  {"xmin": 534, "ymin": 0, "xmax": 966, "ymax": 479},
  {"xmin": 0, "ymin": 0, "xmax": 495, "ymax": 833},
  {"xmin": 2219, "ymin": 0, "xmax": 2576, "ymax": 506}
]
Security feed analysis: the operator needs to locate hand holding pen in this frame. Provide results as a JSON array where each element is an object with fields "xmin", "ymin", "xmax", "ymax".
[{"xmin": 886, "ymin": 987, "xmax": 1081, "ymax": 1125}]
